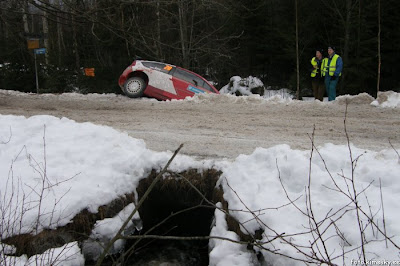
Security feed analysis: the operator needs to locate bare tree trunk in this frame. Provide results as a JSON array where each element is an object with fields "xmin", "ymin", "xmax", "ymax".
[
  {"xmin": 72, "ymin": 15, "xmax": 80, "ymax": 72},
  {"xmin": 42, "ymin": 0, "xmax": 49, "ymax": 64},
  {"xmin": 155, "ymin": 0, "xmax": 163, "ymax": 61},
  {"xmin": 56, "ymin": 0, "xmax": 65, "ymax": 66},
  {"xmin": 120, "ymin": 6, "xmax": 131, "ymax": 59},
  {"xmin": 340, "ymin": 0, "xmax": 352, "ymax": 94},
  {"xmin": 295, "ymin": 0, "xmax": 300, "ymax": 100},
  {"xmin": 377, "ymin": 0, "xmax": 381, "ymax": 95},
  {"xmin": 1, "ymin": 16, "xmax": 7, "ymax": 40},
  {"xmin": 178, "ymin": 0, "xmax": 189, "ymax": 67},
  {"xmin": 189, "ymin": 0, "xmax": 195, "ymax": 67},
  {"xmin": 31, "ymin": 13, "xmax": 35, "ymax": 34},
  {"xmin": 343, "ymin": 0, "xmax": 352, "ymax": 69},
  {"xmin": 22, "ymin": 0, "xmax": 30, "ymax": 35},
  {"xmin": 356, "ymin": 0, "xmax": 361, "ymax": 73},
  {"xmin": 1, "ymin": 2, "xmax": 9, "ymax": 40}
]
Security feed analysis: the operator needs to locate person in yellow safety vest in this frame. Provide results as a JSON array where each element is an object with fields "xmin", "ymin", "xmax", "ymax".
[
  {"xmin": 323, "ymin": 46, "xmax": 343, "ymax": 101},
  {"xmin": 310, "ymin": 48, "xmax": 327, "ymax": 101}
]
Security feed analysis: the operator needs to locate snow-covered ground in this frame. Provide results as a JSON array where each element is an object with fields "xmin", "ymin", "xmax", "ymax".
[
  {"xmin": 2, "ymin": 242, "xmax": 84, "ymax": 266},
  {"xmin": 3, "ymin": 89, "xmax": 399, "ymax": 160},
  {"xmin": 372, "ymin": 90, "xmax": 400, "ymax": 108},
  {"xmin": 0, "ymin": 91, "xmax": 400, "ymax": 265},
  {"xmin": 219, "ymin": 76, "xmax": 294, "ymax": 99}
]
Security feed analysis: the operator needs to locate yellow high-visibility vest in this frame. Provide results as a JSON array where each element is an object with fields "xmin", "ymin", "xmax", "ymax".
[
  {"xmin": 321, "ymin": 58, "xmax": 328, "ymax": 77},
  {"xmin": 325, "ymin": 54, "xmax": 342, "ymax": 76},
  {"xmin": 310, "ymin": 57, "xmax": 318, "ymax": 77},
  {"xmin": 311, "ymin": 57, "xmax": 327, "ymax": 77}
]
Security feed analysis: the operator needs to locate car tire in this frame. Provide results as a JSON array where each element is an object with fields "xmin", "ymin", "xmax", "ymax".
[{"xmin": 123, "ymin": 77, "xmax": 146, "ymax": 98}]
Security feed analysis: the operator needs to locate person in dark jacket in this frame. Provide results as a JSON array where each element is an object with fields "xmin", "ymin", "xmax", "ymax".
[
  {"xmin": 310, "ymin": 48, "xmax": 326, "ymax": 101},
  {"xmin": 324, "ymin": 46, "xmax": 343, "ymax": 101}
]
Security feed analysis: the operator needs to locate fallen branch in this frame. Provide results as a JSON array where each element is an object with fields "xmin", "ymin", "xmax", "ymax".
[{"xmin": 95, "ymin": 144, "xmax": 184, "ymax": 266}]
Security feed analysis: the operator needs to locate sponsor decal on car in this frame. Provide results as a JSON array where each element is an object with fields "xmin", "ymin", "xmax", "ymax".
[
  {"xmin": 164, "ymin": 65, "xmax": 173, "ymax": 71},
  {"xmin": 188, "ymin": 85, "xmax": 206, "ymax": 94}
]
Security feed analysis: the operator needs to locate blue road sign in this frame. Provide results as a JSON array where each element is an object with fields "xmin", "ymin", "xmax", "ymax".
[{"xmin": 34, "ymin": 48, "xmax": 46, "ymax": 55}]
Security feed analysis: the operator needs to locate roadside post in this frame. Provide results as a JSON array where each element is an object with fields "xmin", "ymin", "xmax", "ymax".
[{"xmin": 34, "ymin": 48, "xmax": 46, "ymax": 93}]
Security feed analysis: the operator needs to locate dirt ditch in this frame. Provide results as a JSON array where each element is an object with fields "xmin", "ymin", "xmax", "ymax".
[{"xmin": 3, "ymin": 168, "xmax": 239, "ymax": 265}]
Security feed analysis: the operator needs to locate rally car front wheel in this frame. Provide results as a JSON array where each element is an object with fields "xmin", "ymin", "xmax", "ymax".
[{"xmin": 123, "ymin": 77, "xmax": 146, "ymax": 98}]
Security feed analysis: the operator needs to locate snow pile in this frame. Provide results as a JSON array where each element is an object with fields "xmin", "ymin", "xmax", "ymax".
[
  {"xmin": 218, "ymin": 144, "xmax": 400, "ymax": 265},
  {"xmin": 263, "ymin": 87, "xmax": 294, "ymax": 99},
  {"xmin": 209, "ymin": 203, "xmax": 258, "ymax": 265},
  {"xmin": 1, "ymin": 114, "xmax": 399, "ymax": 265},
  {"xmin": 82, "ymin": 203, "xmax": 141, "ymax": 261},
  {"xmin": 219, "ymin": 76, "xmax": 265, "ymax": 96},
  {"xmin": 336, "ymin": 93, "xmax": 375, "ymax": 104},
  {"xmin": 0, "ymin": 89, "xmax": 140, "ymax": 103},
  {"xmin": 335, "ymin": 91, "xmax": 400, "ymax": 107},
  {"xmin": 0, "ymin": 115, "xmax": 207, "ymax": 238},
  {"xmin": 371, "ymin": 91, "xmax": 400, "ymax": 108},
  {"xmin": 186, "ymin": 92, "xmax": 293, "ymax": 105},
  {"xmin": 0, "ymin": 244, "xmax": 15, "ymax": 255},
  {"xmin": 3, "ymin": 242, "xmax": 84, "ymax": 266},
  {"xmin": 219, "ymin": 76, "xmax": 294, "ymax": 99},
  {"xmin": 0, "ymin": 89, "xmax": 32, "ymax": 96}
]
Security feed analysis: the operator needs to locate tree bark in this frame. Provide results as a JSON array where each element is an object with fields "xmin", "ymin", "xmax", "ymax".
[
  {"xmin": 356, "ymin": 0, "xmax": 361, "ymax": 73},
  {"xmin": 377, "ymin": 0, "xmax": 381, "ymax": 95},
  {"xmin": 42, "ymin": 0, "xmax": 49, "ymax": 64},
  {"xmin": 155, "ymin": 0, "xmax": 163, "ymax": 61},
  {"xmin": 56, "ymin": 0, "xmax": 65, "ymax": 66},
  {"xmin": 72, "ymin": 14, "xmax": 80, "ymax": 72},
  {"xmin": 1, "ymin": 3, "xmax": 8, "ymax": 40},
  {"xmin": 22, "ymin": 0, "xmax": 30, "ymax": 35},
  {"xmin": 340, "ymin": 0, "xmax": 352, "ymax": 94},
  {"xmin": 178, "ymin": 0, "xmax": 189, "ymax": 68},
  {"xmin": 295, "ymin": 0, "xmax": 300, "ymax": 100}
]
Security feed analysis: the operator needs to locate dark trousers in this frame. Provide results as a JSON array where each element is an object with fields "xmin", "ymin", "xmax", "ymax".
[
  {"xmin": 324, "ymin": 76, "xmax": 338, "ymax": 101},
  {"xmin": 312, "ymin": 78, "xmax": 324, "ymax": 101}
]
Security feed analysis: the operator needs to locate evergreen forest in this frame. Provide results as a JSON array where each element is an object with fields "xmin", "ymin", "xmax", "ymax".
[{"xmin": 1, "ymin": 0, "xmax": 399, "ymax": 97}]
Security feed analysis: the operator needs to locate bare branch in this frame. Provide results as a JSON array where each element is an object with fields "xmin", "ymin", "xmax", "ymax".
[
  {"xmin": 379, "ymin": 178, "xmax": 388, "ymax": 248},
  {"xmin": 95, "ymin": 144, "xmax": 184, "ymax": 266}
]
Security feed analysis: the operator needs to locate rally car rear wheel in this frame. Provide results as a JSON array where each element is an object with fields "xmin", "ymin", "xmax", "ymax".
[{"xmin": 123, "ymin": 77, "xmax": 146, "ymax": 98}]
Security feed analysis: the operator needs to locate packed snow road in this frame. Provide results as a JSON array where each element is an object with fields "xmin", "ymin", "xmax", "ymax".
[{"xmin": 0, "ymin": 90, "xmax": 399, "ymax": 159}]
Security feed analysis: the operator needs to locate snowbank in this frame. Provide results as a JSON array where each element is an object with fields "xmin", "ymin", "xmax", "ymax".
[
  {"xmin": 336, "ymin": 92, "xmax": 375, "ymax": 104},
  {"xmin": 219, "ymin": 76, "xmax": 265, "ymax": 96},
  {"xmin": 192, "ymin": 90, "xmax": 400, "ymax": 108},
  {"xmin": 185, "ymin": 92, "xmax": 293, "ymax": 105},
  {"xmin": 336, "ymin": 91, "xmax": 400, "ymax": 107},
  {"xmin": 82, "ymin": 203, "xmax": 141, "ymax": 261},
  {"xmin": 263, "ymin": 87, "xmax": 294, "ymax": 99},
  {"xmin": 0, "ymin": 115, "xmax": 209, "ymax": 237},
  {"xmin": 209, "ymin": 203, "xmax": 258, "ymax": 265},
  {"xmin": 1, "ymin": 114, "xmax": 399, "ymax": 265},
  {"xmin": 219, "ymin": 144, "xmax": 400, "ymax": 265},
  {"xmin": 2, "ymin": 242, "xmax": 84, "ymax": 266},
  {"xmin": 4, "ymin": 88, "xmax": 400, "ymax": 108},
  {"xmin": 0, "ymin": 89, "xmax": 148, "ymax": 103},
  {"xmin": 219, "ymin": 76, "xmax": 294, "ymax": 100},
  {"xmin": 371, "ymin": 91, "xmax": 400, "ymax": 108}
]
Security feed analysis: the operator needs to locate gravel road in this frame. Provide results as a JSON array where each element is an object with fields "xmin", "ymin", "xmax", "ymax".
[{"xmin": 1, "ymin": 91, "xmax": 399, "ymax": 159}]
